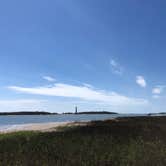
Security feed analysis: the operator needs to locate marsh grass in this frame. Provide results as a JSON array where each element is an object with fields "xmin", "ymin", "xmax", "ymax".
[{"xmin": 0, "ymin": 116, "xmax": 166, "ymax": 165}]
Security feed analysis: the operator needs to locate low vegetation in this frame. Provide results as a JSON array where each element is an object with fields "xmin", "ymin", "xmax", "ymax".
[
  {"xmin": 0, "ymin": 116, "xmax": 166, "ymax": 166},
  {"xmin": 0, "ymin": 111, "xmax": 57, "ymax": 116}
]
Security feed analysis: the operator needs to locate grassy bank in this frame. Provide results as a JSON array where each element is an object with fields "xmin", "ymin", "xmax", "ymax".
[{"xmin": 1, "ymin": 116, "xmax": 166, "ymax": 166}]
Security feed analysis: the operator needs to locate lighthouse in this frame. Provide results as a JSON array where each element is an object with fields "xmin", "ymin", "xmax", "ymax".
[{"xmin": 75, "ymin": 106, "xmax": 78, "ymax": 114}]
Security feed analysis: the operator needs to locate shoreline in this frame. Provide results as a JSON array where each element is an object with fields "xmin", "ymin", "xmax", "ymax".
[
  {"xmin": 1, "ymin": 114, "xmax": 166, "ymax": 165},
  {"xmin": 0, "ymin": 121, "xmax": 83, "ymax": 133},
  {"xmin": 1, "ymin": 114, "xmax": 165, "ymax": 134}
]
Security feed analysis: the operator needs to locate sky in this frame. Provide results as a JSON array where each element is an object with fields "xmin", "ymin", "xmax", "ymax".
[{"xmin": 0, "ymin": 0, "xmax": 166, "ymax": 113}]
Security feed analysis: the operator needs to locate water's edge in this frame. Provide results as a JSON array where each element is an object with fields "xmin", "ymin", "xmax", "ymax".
[{"xmin": 0, "ymin": 114, "xmax": 148, "ymax": 132}]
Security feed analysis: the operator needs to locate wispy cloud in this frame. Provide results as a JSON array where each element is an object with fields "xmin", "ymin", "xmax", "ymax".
[
  {"xmin": 152, "ymin": 95, "xmax": 160, "ymax": 99},
  {"xmin": 136, "ymin": 76, "xmax": 146, "ymax": 88},
  {"xmin": 82, "ymin": 83, "xmax": 94, "ymax": 88},
  {"xmin": 110, "ymin": 59, "xmax": 123, "ymax": 75},
  {"xmin": 0, "ymin": 99, "xmax": 45, "ymax": 112},
  {"xmin": 8, "ymin": 83, "xmax": 148, "ymax": 106},
  {"xmin": 152, "ymin": 85, "xmax": 166, "ymax": 99},
  {"xmin": 43, "ymin": 76, "xmax": 56, "ymax": 82}
]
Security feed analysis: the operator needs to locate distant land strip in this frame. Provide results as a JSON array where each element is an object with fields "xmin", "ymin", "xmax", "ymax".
[{"xmin": 0, "ymin": 111, "xmax": 118, "ymax": 116}]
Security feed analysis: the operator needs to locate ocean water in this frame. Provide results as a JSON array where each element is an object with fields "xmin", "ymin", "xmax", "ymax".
[{"xmin": 0, "ymin": 114, "xmax": 145, "ymax": 131}]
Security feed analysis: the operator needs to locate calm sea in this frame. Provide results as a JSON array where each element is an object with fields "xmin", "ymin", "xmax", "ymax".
[{"xmin": 0, "ymin": 114, "xmax": 146, "ymax": 131}]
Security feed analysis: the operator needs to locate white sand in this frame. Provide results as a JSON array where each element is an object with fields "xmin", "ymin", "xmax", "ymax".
[{"xmin": 0, "ymin": 121, "xmax": 86, "ymax": 133}]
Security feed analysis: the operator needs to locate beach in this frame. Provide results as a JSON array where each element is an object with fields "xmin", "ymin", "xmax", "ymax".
[
  {"xmin": 0, "ymin": 121, "xmax": 86, "ymax": 133},
  {"xmin": 1, "ymin": 116, "xmax": 166, "ymax": 165}
]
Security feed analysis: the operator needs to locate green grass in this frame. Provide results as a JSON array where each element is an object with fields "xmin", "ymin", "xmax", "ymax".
[{"xmin": 1, "ymin": 116, "xmax": 166, "ymax": 166}]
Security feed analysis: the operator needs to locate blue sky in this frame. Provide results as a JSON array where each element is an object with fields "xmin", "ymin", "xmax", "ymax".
[{"xmin": 0, "ymin": 0, "xmax": 166, "ymax": 113}]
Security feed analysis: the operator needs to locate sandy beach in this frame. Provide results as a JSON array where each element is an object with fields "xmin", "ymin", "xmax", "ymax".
[{"xmin": 0, "ymin": 121, "xmax": 86, "ymax": 133}]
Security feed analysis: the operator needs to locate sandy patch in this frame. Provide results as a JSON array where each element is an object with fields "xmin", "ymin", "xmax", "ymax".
[{"xmin": 0, "ymin": 121, "xmax": 87, "ymax": 133}]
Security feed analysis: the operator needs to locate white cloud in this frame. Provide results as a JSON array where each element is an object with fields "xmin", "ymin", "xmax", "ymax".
[
  {"xmin": 43, "ymin": 76, "xmax": 56, "ymax": 82},
  {"xmin": 0, "ymin": 99, "xmax": 46, "ymax": 112},
  {"xmin": 136, "ymin": 76, "xmax": 146, "ymax": 88},
  {"xmin": 152, "ymin": 85, "xmax": 166, "ymax": 99},
  {"xmin": 152, "ymin": 85, "xmax": 166, "ymax": 94},
  {"xmin": 110, "ymin": 59, "xmax": 123, "ymax": 75},
  {"xmin": 8, "ymin": 83, "xmax": 148, "ymax": 106},
  {"xmin": 152, "ymin": 87, "xmax": 162, "ymax": 94}
]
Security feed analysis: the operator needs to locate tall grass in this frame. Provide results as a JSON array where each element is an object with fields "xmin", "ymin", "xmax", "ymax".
[{"xmin": 0, "ymin": 116, "xmax": 166, "ymax": 166}]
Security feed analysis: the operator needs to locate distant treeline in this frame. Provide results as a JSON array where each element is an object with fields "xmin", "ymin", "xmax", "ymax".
[
  {"xmin": 148, "ymin": 112, "xmax": 166, "ymax": 116},
  {"xmin": 0, "ymin": 111, "xmax": 58, "ymax": 116},
  {"xmin": 0, "ymin": 111, "xmax": 118, "ymax": 116},
  {"xmin": 63, "ymin": 111, "xmax": 118, "ymax": 115}
]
